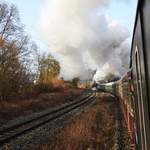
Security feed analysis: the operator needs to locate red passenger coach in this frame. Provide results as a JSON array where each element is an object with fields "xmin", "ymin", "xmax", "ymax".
[
  {"xmin": 94, "ymin": 1, "xmax": 150, "ymax": 149},
  {"xmin": 117, "ymin": 1, "xmax": 150, "ymax": 149},
  {"xmin": 118, "ymin": 71, "xmax": 136, "ymax": 142}
]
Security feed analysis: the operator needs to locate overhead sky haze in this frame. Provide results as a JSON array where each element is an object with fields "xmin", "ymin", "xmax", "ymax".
[{"xmin": 3, "ymin": 0, "xmax": 137, "ymax": 81}]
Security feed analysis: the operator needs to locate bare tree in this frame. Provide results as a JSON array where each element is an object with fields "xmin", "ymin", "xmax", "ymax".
[
  {"xmin": 0, "ymin": 3, "xmax": 21, "ymax": 41},
  {"xmin": 0, "ymin": 2, "xmax": 34, "ymax": 100}
]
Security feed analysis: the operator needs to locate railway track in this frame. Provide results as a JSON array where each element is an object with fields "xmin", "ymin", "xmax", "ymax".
[{"xmin": 0, "ymin": 92, "xmax": 96, "ymax": 145}]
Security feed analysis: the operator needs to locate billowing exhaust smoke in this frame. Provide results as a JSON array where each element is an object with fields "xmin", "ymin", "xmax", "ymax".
[{"xmin": 38, "ymin": 0, "xmax": 131, "ymax": 81}]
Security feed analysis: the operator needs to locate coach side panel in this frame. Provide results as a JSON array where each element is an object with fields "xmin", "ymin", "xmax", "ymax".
[{"xmin": 131, "ymin": 5, "xmax": 150, "ymax": 149}]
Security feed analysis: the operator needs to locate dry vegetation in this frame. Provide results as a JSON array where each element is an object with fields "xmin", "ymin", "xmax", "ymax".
[
  {"xmin": 35, "ymin": 93, "xmax": 116, "ymax": 150},
  {"xmin": 0, "ymin": 88, "xmax": 84, "ymax": 124},
  {"xmin": 0, "ymin": 2, "xmax": 81, "ymax": 102},
  {"xmin": 0, "ymin": 2, "xmax": 85, "ymax": 125}
]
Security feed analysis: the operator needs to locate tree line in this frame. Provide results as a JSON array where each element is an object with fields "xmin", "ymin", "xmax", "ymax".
[{"xmin": 0, "ymin": 2, "xmax": 61, "ymax": 100}]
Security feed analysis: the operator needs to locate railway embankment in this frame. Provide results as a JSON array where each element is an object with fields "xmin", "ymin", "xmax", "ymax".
[
  {"xmin": 33, "ymin": 93, "xmax": 132, "ymax": 150},
  {"xmin": 0, "ymin": 88, "xmax": 84, "ymax": 126},
  {"xmin": 0, "ymin": 92, "xmax": 132, "ymax": 150},
  {"xmin": 0, "ymin": 91, "xmax": 95, "ymax": 150}
]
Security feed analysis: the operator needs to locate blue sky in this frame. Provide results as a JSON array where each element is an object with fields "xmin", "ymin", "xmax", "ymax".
[
  {"xmin": 106, "ymin": 0, "xmax": 137, "ymax": 31},
  {"xmin": 3, "ymin": 0, "xmax": 137, "ymax": 51},
  {"xmin": 2, "ymin": 0, "xmax": 48, "ymax": 51}
]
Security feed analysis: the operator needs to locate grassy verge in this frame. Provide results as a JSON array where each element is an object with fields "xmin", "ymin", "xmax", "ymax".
[
  {"xmin": 0, "ymin": 88, "xmax": 84, "ymax": 124},
  {"xmin": 35, "ymin": 93, "xmax": 116, "ymax": 150}
]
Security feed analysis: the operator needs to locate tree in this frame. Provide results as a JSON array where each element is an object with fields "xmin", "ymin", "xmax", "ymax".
[
  {"xmin": 0, "ymin": 3, "xmax": 21, "ymax": 41},
  {"xmin": 0, "ymin": 37, "xmax": 31, "ymax": 99},
  {"xmin": 38, "ymin": 54, "xmax": 60, "ymax": 85},
  {"xmin": 0, "ymin": 2, "xmax": 34, "ymax": 100},
  {"xmin": 72, "ymin": 77, "xmax": 80, "ymax": 87}
]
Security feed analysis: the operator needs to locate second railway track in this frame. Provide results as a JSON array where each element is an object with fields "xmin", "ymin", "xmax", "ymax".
[{"xmin": 0, "ymin": 92, "xmax": 96, "ymax": 145}]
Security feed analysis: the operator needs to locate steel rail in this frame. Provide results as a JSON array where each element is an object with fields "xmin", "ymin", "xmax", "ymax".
[
  {"xmin": 0, "ymin": 92, "xmax": 91, "ymax": 134},
  {"xmin": 0, "ymin": 92, "xmax": 96, "ymax": 145}
]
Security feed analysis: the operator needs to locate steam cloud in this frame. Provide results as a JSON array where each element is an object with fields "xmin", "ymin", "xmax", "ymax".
[{"xmin": 38, "ymin": 0, "xmax": 131, "ymax": 81}]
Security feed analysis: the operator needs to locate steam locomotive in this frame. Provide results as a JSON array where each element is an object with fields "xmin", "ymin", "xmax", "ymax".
[{"xmin": 93, "ymin": 1, "xmax": 150, "ymax": 149}]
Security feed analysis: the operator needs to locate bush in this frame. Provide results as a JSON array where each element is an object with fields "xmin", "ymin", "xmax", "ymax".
[{"xmin": 36, "ymin": 83, "xmax": 53, "ymax": 93}]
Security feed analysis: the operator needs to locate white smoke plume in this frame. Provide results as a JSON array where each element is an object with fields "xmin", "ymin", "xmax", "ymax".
[{"xmin": 38, "ymin": 0, "xmax": 130, "ymax": 81}]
